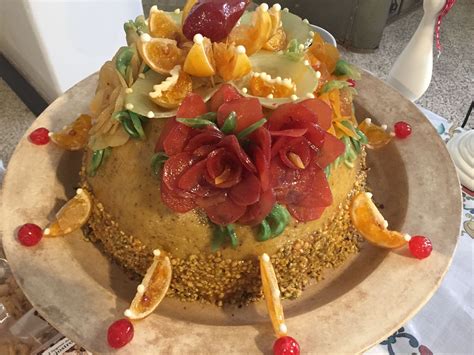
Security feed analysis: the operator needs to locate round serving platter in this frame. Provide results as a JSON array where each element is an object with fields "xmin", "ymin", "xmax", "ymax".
[{"xmin": 1, "ymin": 71, "xmax": 461, "ymax": 354}]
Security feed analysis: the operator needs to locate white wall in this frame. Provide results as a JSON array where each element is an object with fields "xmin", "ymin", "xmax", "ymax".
[{"xmin": 1, "ymin": 0, "xmax": 143, "ymax": 102}]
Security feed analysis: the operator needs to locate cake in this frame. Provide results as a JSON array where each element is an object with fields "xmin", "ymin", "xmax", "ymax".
[{"xmin": 72, "ymin": 1, "xmax": 371, "ymax": 306}]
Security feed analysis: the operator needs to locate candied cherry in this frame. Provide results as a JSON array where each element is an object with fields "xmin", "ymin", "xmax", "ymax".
[
  {"xmin": 29, "ymin": 127, "xmax": 50, "ymax": 145},
  {"xmin": 394, "ymin": 121, "xmax": 412, "ymax": 139},
  {"xmin": 107, "ymin": 318, "xmax": 134, "ymax": 349},
  {"xmin": 273, "ymin": 336, "xmax": 300, "ymax": 355},
  {"xmin": 17, "ymin": 223, "xmax": 43, "ymax": 246},
  {"xmin": 347, "ymin": 79, "xmax": 356, "ymax": 87},
  {"xmin": 408, "ymin": 236, "xmax": 432, "ymax": 259}
]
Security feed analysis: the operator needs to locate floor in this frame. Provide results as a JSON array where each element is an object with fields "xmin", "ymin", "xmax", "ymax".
[{"xmin": 0, "ymin": 0, "xmax": 472, "ymax": 167}]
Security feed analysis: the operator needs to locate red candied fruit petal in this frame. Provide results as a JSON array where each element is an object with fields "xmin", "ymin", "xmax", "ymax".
[
  {"xmin": 162, "ymin": 152, "xmax": 196, "ymax": 190},
  {"xmin": 196, "ymin": 190, "xmax": 227, "ymax": 208},
  {"xmin": 205, "ymin": 150, "xmax": 243, "ymax": 189},
  {"xmin": 394, "ymin": 121, "xmax": 412, "ymax": 139},
  {"xmin": 177, "ymin": 160, "xmax": 212, "ymax": 197},
  {"xmin": 278, "ymin": 137, "xmax": 312, "ymax": 170},
  {"xmin": 203, "ymin": 197, "xmax": 247, "ymax": 225},
  {"xmin": 107, "ymin": 318, "xmax": 134, "ymax": 349},
  {"xmin": 251, "ymin": 145, "xmax": 271, "ymax": 191},
  {"xmin": 218, "ymin": 135, "xmax": 256, "ymax": 173},
  {"xmin": 268, "ymin": 102, "xmax": 318, "ymax": 131},
  {"xmin": 184, "ymin": 130, "xmax": 223, "ymax": 153},
  {"xmin": 295, "ymin": 165, "xmax": 332, "ymax": 208},
  {"xmin": 238, "ymin": 188, "xmax": 276, "ymax": 225},
  {"xmin": 300, "ymin": 98, "xmax": 333, "ymax": 131},
  {"xmin": 229, "ymin": 173, "xmax": 261, "ymax": 206},
  {"xmin": 155, "ymin": 118, "xmax": 178, "ymax": 152},
  {"xmin": 288, "ymin": 204, "xmax": 325, "ymax": 222},
  {"xmin": 315, "ymin": 132, "xmax": 345, "ymax": 169},
  {"xmin": 408, "ymin": 235, "xmax": 432, "ymax": 259},
  {"xmin": 17, "ymin": 223, "xmax": 43, "ymax": 246},
  {"xmin": 270, "ymin": 128, "xmax": 308, "ymax": 137},
  {"xmin": 273, "ymin": 336, "xmax": 300, "ymax": 355},
  {"xmin": 209, "ymin": 83, "xmax": 242, "ymax": 112},
  {"xmin": 177, "ymin": 93, "xmax": 208, "ymax": 118},
  {"xmin": 347, "ymin": 79, "xmax": 356, "ymax": 87},
  {"xmin": 29, "ymin": 127, "xmax": 50, "ymax": 145},
  {"xmin": 163, "ymin": 122, "xmax": 193, "ymax": 156},
  {"xmin": 183, "ymin": 0, "xmax": 250, "ymax": 42},
  {"xmin": 217, "ymin": 97, "xmax": 264, "ymax": 133},
  {"xmin": 161, "ymin": 182, "xmax": 196, "ymax": 213}
]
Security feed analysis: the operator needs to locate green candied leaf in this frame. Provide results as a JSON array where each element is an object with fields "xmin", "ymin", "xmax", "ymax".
[
  {"xmin": 87, "ymin": 148, "xmax": 111, "ymax": 177},
  {"xmin": 285, "ymin": 39, "xmax": 305, "ymax": 62},
  {"xmin": 258, "ymin": 219, "xmax": 272, "ymax": 241},
  {"xmin": 344, "ymin": 160, "xmax": 355, "ymax": 168},
  {"xmin": 197, "ymin": 112, "xmax": 218, "ymax": 123},
  {"xmin": 221, "ymin": 111, "xmax": 237, "ymax": 134},
  {"xmin": 355, "ymin": 127, "xmax": 368, "ymax": 144},
  {"xmin": 225, "ymin": 225, "xmax": 239, "ymax": 249},
  {"xmin": 211, "ymin": 226, "xmax": 226, "ymax": 252},
  {"xmin": 142, "ymin": 64, "xmax": 151, "ymax": 73},
  {"xmin": 176, "ymin": 117, "xmax": 216, "ymax": 128},
  {"xmin": 334, "ymin": 59, "xmax": 362, "ymax": 80},
  {"xmin": 237, "ymin": 118, "xmax": 267, "ymax": 140},
  {"xmin": 324, "ymin": 165, "xmax": 331, "ymax": 178},
  {"xmin": 321, "ymin": 80, "xmax": 350, "ymax": 94},
  {"xmin": 116, "ymin": 47, "xmax": 135, "ymax": 79},
  {"xmin": 351, "ymin": 137, "xmax": 361, "ymax": 153},
  {"xmin": 268, "ymin": 204, "xmax": 291, "ymax": 237},
  {"xmin": 134, "ymin": 15, "xmax": 148, "ymax": 34},
  {"xmin": 151, "ymin": 152, "xmax": 169, "ymax": 176},
  {"xmin": 129, "ymin": 111, "xmax": 146, "ymax": 139},
  {"xmin": 334, "ymin": 155, "xmax": 342, "ymax": 168},
  {"xmin": 342, "ymin": 136, "xmax": 357, "ymax": 162},
  {"xmin": 113, "ymin": 111, "xmax": 140, "ymax": 138}
]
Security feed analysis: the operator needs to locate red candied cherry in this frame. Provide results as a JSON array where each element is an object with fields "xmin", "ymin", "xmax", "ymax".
[
  {"xmin": 29, "ymin": 127, "xmax": 50, "ymax": 145},
  {"xmin": 107, "ymin": 318, "xmax": 134, "ymax": 349},
  {"xmin": 273, "ymin": 336, "xmax": 300, "ymax": 355},
  {"xmin": 408, "ymin": 235, "xmax": 433, "ymax": 259},
  {"xmin": 347, "ymin": 79, "xmax": 356, "ymax": 87},
  {"xmin": 17, "ymin": 223, "xmax": 43, "ymax": 246},
  {"xmin": 394, "ymin": 121, "xmax": 412, "ymax": 139}
]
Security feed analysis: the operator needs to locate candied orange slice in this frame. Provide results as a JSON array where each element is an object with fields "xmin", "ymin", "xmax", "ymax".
[
  {"xmin": 149, "ymin": 66, "xmax": 192, "ymax": 108},
  {"xmin": 249, "ymin": 73, "xmax": 295, "ymax": 98},
  {"xmin": 138, "ymin": 34, "xmax": 184, "ymax": 74},
  {"xmin": 229, "ymin": 3, "xmax": 273, "ymax": 55},
  {"xmin": 50, "ymin": 114, "xmax": 92, "ymax": 151},
  {"xmin": 213, "ymin": 43, "xmax": 251, "ymax": 81},
  {"xmin": 350, "ymin": 192, "xmax": 409, "ymax": 248},
  {"xmin": 148, "ymin": 7, "xmax": 182, "ymax": 41},
  {"xmin": 44, "ymin": 188, "xmax": 92, "ymax": 237},
  {"xmin": 259, "ymin": 253, "xmax": 288, "ymax": 337},
  {"xmin": 125, "ymin": 249, "xmax": 172, "ymax": 320},
  {"xmin": 263, "ymin": 27, "xmax": 287, "ymax": 52},
  {"xmin": 358, "ymin": 118, "xmax": 394, "ymax": 149},
  {"xmin": 308, "ymin": 33, "xmax": 340, "ymax": 74},
  {"xmin": 183, "ymin": 34, "xmax": 215, "ymax": 77}
]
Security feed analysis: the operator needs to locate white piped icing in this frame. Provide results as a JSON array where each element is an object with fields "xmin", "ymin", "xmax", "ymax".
[
  {"xmin": 48, "ymin": 132, "xmax": 53, "ymax": 137},
  {"xmin": 153, "ymin": 249, "xmax": 161, "ymax": 256},
  {"xmin": 303, "ymin": 18, "xmax": 309, "ymax": 24},
  {"xmin": 242, "ymin": 87, "xmax": 248, "ymax": 94},
  {"xmin": 262, "ymin": 253, "xmax": 270, "ymax": 262},
  {"xmin": 403, "ymin": 234, "xmax": 412, "ymax": 242},
  {"xmin": 267, "ymin": 94, "xmax": 274, "ymax": 99},
  {"xmin": 125, "ymin": 103, "xmax": 134, "ymax": 110},
  {"xmin": 272, "ymin": 3, "xmax": 281, "ymax": 11},
  {"xmin": 150, "ymin": 5, "xmax": 159, "ymax": 13},
  {"xmin": 252, "ymin": 72, "xmax": 294, "ymax": 89},
  {"xmin": 283, "ymin": 7, "xmax": 289, "ymax": 12},
  {"xmin": 43, "ymin": 228, "xmax": 50, "ymax": 236},
  {"xmin": 260, "ymin": 3, "xmax": 269, "ymax": 12},
  {"xmin": 306, "ymin": 93, "xmax": 315, "ymax": 99},
  {"xmin": 290, "ymin": 94, "xmax": 298, "ymax": 101},
  {"xmin": 381, "ymin": 124, "xmax": 388, "ymax": 130},
  {"xmin": 174, "ymin": 8, "xmax": 181, "ymax": 14},
  {"xmin": 76, "ymin": 188, "xmax": 83, "ymax": 195},
  {"xmin": 137, "ymin": 284, "xmax": 146, "ymax": 293},
  {"xmin": 315, "ymin": 71, "xmax": 321, "ymax": 79},
  {"xmin": 140, "ymin": 33, "xmax": 151, "ymax": 43},
  {"xmin": 149, "ymin": 66, "xmax": 181, "ymax": 98},
  {"xmin": 138, "ymin": 73, "xmax": 146, "ymax": 79},
  {"xmin": 365, "ymin": 192, "xmax": 373, "ymax": 199},
  {"xmin": 124, "ymin": 309, "xmax": 133, "ymax": 318},
  {"xmin": 382, "ymin": 220, "xmax": 389, "ymax": 229},
  {"xmin": 303, "ymin": 60, "xmax": 310, "ymax": 66},
  {"xmin": 279, "ymin": 323, "xmax": 288, "ymax": 334},
  {"xmin": 309, "ymin": 31, "xmax": 315, "ymax": 36},
  {"xmin": 125, "ymin": 88, "xmax": 133, "ymax": 94},
  {"xmin": 147, "ymin": 111, "xmax": 155, "ymax": 118},
  {"xmin": 236, "ymin": 45, "xmax": 246, "ymax": 54},
  {"xmin": 390, "ymin": 132, "xmax": 396, "ymax": 137},
  {"xmin": 365, "ymin": 118, "xmax": 372, "ymax": 124},
  {"xmin": 276, "ymin": 77, "xmax": 282, "ymax": 84},
  {"xmin": 298, "ymin": 44, "xmax": 305, "ymax": 51},
  {"xmin": 193, "ymin": 33, "xmax": 204, "ymax": 44}
]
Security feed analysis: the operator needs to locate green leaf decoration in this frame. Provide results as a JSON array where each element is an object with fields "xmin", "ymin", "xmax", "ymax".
[
  {"xmin": 151, "ymin": 152, "xmax": 168, "ymax": 176},
  {"xmin": 113, "ymin": 110, "xmax": 147, "ymax": 139},
  {"xmin": 129, "ymin": 111, "xmax": 146, "ymax": 139},
  {"xmin": 211, "ymin": 224, "xmax": 239, "ymax": 251},
  {"xmin": 334, "ymin": 59, "xmax": 362, "ymax": 80},
  {"xmin": 257, "ymin": 204, "xmax": 291, "ymax": 242},
  {"xmin": 116, "ymin": 47, "xmax": 135, "ymax": 79},
  {"xmin": 87, "ymin": 147, "xmax": 111, "ymax": 177},
  {"xmin": 221, "ymin": 111, "xmax": 237, "ymax": 134},
  {"xmin": 258, "ymin": 219, "xmax": 272, "ymax": 241},
  {"xmin": 355, "ymin": 127, "xmax": 368, "ymax": 144},
  {"xmin": 285, "ymin": 39, "xmax": 305, "ymax": 62},
  {"xmin": 176, "ymin": 114, "xmax": 217, "ymax": 128},
  {"xmin": 321, "ymin": 80, "xmax": 350, "ymax": 93},
  {"xmin": 237, "ymin": 118, "xmax": 267, "ymax": 140}
]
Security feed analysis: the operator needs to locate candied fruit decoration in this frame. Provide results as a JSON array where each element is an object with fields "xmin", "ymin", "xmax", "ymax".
[
  {"xmin": 17, "ymin": 223, "xmax": 43, "ymax": 247},
  {"xmin": 44, "ymin": 188, "xmax": 92, "ymax": 237},
  {"xmin": 182, "ymin": 0, "xmax": 249, "ymax": 42},
  {"xmin": 148, "ymin": 7, "xmax": 183, "ymax": 41},
  {"xmin": 29, "ymin": 127, "xmax": 50, "ymax": 145},
  {"xmin": 263, "ymin": 5, "xmax": 287, "ymax": 51},
  {"xmin": 137, "ymin": 34, "xmax": 184, "ymax": 74},
  {"xmin": 124, "ymin": 249, "xmax": 172, "ymax": 320},
  {"xmin": 358, "ymin": 118, "xmax": 394, "ymax": 149},
  {"xmin": 308, "ymin": 32, "xmax": 340, "ymax": 73},
  {"xmin": 183, "ymin": 34, "xmax": 215, "ymax": 77},
  {"xmin": 50, "ymin": 114, "xmax": 92, "ymax": 151},
  {"xmin": 213, "ymin": 43, "xmax": 251, "ymax": 81},
  {"xmin": 394, "ymin": 121, "xmax": 412, "ymax": 139},
  {"xmin": 350, "ymin": 192, "xmax": 408, "ymax": 249},
  {"xmin": 409, "ymin": 235, "xmax": 433, "ymax": 259},
  {"xmin": 259, "ymin": 253, "xmax": 287, "ymax": 338},
  {"xmin": 149, "ymin": 66, "xmax": 193, "ymax": 109},
  {"xmin": 107, "ymin": 318, "xmax": 134, "ymax": 349},
  {"xmin": 249, "ymin": 73, "xmax": 295, "ymax": 98},
  {"xmin": 229, "ymin": 3, "xmax": 273, "ymax": 55},
  {"xmin": 273, "ymin": 336, "xmax": 301, "ymax": 355}
]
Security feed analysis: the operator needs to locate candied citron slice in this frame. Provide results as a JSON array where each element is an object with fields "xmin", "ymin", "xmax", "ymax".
[
  {"xmin": 183, "ymin": 34, "xmax": 215, "ymax": 77},
  {"xmin": 44, "ymin": 188, "xmax": 92, "ymax": 237},
  {"xmin": 249, "ymin": 73, "xmax": 295, "ymax": 98},
  {"xmin": 213, "ymin": 43, "xmax": 251, "ymax": 81},
  {"xmin": 358, "ymin": 118, "xmax": 394, "ymax": 149},
  {"xmin": 259, "ymin": 253, "xmax": 288, "ymax": 338},
  {"xmin": 263, "ymin": 4, "xmax": 287, "ymax": 51},
  {"xmin": 50, "ymin": 114, "xmax": 92, "ymax": 151},
  {"xmin": 148, "ymin": 7, "xmax": 182, "ymax": 41},
  {"xmin": 350, "ymin": 192, "xmax": 409, "ymax": 249},
  {"xmin": 149, "ymin": 66, "xmax": 192, "ymax": 109},
  {"xmin": 125, "ymin": 249, "xmax": 172, "ymax": 320},
  {"xmin": 137, "ymin": 34, "xmax": 183, "ymax": 74}
]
